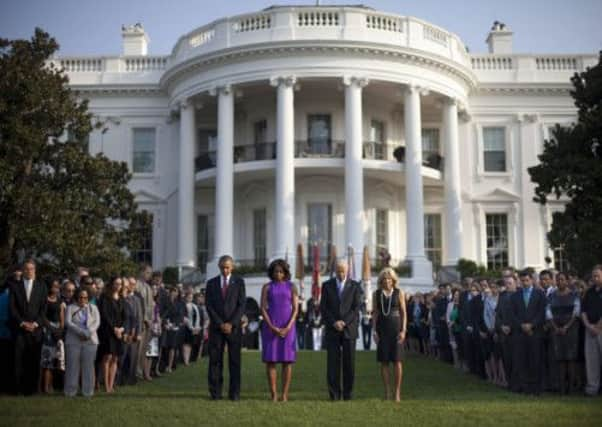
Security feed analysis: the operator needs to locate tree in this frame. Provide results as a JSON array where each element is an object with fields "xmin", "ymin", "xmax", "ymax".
[
  {"xmin": 0, "ymin": 29, "xmax": 145, "ymax": 277},
  {"xmin": 528, "ymin": 52, "xmax": 602, "ymax": 275}
]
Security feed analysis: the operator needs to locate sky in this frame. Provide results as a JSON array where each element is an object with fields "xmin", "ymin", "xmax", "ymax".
[{"xmin": 1, "ymin": 0, "xmax": 601, "ymax": 56}]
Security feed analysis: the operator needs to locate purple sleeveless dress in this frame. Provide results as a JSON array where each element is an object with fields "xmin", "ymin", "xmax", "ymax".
[{"xmin": 261, "ymin": 281, "xmax": 297, "ymax": 363}]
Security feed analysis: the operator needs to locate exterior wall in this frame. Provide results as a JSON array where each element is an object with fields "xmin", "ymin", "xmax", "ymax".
[{"xmin": 58, "ymin": 5, "xmax": 596, "ymax": 277}]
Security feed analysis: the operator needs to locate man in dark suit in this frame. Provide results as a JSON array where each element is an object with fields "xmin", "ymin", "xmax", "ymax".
[
  {"xmin": 320, "ymin": 259, "xmax": 361, "ymax": 400},
  {"xmin": 9, "ymin": 259, "xmax": 47, "ymax": 395},
  {"xmin": 205, "ymin": 255, "xmax": 246, "ymax": 400},
  {"xmin": 495, "ymin": 275, "xmax": 517, "ymax": 390},
  {"xmin": 510, "ymin": 269, "xmax": 546, "ymax": 394}
]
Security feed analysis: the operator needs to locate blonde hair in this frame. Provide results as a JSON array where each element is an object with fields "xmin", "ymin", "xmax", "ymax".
[{"xmin": 377, "ymin": 267, "xmax": 399, "ymax": 290}]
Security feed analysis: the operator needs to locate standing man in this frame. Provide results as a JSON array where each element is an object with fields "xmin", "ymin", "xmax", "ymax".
[
  {"xmin": 9, "ymin": 259, "xmax": 47, "ymax": 395},
  {"xmin": 205, "ymin": 255, "xmax": 246, "ymax": 400},
  {"xmin": 496, "ymin": 275, "xmax": 517, "ymax": 390},
  {"xmin": 581, "ymin": 264, "xmax": 602, "ymax": 396},
  {"xmin": 136, "ymin": 264, "xmax": 153, "ymax": 380},
  {"xmin": 510, "ymin": 269, "xmax": 546, "ymax": 395},
  {"xmin": 320, "ymin": 259, "xmax": 361, "ymax": 401}
]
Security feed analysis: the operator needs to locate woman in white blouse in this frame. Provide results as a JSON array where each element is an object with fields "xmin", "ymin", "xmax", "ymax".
[
  {"xmin": 64, "ymin": 289, "xmax": 100, "ymax": 397},
  {"xmin": 182, "ymin": 292, "xmax": 202, "ymax": 366}
]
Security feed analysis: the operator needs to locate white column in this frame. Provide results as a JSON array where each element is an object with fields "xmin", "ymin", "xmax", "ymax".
[
  {"xmin": 213, "ymin": 86, "xmax": 234, "ymax": 266},
  {"xmin": 344, "ymin": 76, "xmax": 368, "ymax": 277},
  {"xmin": 177, "ymin": 100, "xmax": 196, "ymax": 268},
  {"xmin": 443, "ymin": 98, "xmax": 462, "ymax": 265},
  {"xmin": 271, "ymin": 76, "xmax": 296, "ymax": 269},
  {"xmin": 404, "ymin": 85, "xmax": 432, "ymax": 283}
]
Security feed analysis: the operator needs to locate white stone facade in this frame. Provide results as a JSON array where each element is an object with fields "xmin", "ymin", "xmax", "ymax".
[{"xmin": 54, "ymin": 5, "xmax": 598, "ymax": 292}]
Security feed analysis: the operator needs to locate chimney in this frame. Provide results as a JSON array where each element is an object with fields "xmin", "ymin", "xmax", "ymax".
[
  {"xmin": 486, "ymin": 21, "xmax": 513, "ymax": 54},
  {"xmin": 121, "ymin": 23, "xmax": 149, "ymax": 56}
]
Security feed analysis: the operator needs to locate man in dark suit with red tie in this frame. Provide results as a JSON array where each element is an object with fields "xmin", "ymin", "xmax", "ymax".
[
  {"xmin": 320, "ymin": 259, "xmax": 361, "ymax": 400},
  {"xmin": 9, "ymin": 259, "xmax": 47, "ymax": 395},
  {"xmin": 205, "ymin": 255, "xmax": 246, "ymax": 400}
]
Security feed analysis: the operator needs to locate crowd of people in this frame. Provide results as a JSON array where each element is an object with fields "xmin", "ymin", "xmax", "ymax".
[
  {"xmin": 0, "ymin": 261, "xmax": 208, "ymax": 397},
  {"xmin": 402, "ymin": 266, "xmax": 602, "ymax": 396},
  {"xmin": 1, "ymin": 256, "xmax": 601, "ymax": 401}
]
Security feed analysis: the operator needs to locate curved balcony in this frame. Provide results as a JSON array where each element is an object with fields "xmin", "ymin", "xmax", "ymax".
[{"xmin": 194, "ymin": 140, "xmax": 444, "ymax": 174}]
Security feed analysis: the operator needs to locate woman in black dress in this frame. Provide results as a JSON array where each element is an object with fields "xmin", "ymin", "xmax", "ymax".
[
  {"xmin": 98, "ymin": 276, "xmax": 125, "ymax": 393},
  {"xmin": 372, "ymin": 267, "xmax": 407, "ymax": 402},
  {"xmin": 164, "ymin": 287, "xmax": 186, "ymax": 372},
  {"xmin": 547, "ymin": 272, "xmax": 581, "ymax": 394},
  {"xmin": 41, "ymin": 279, "xmax": 65, "ymax": 393}
]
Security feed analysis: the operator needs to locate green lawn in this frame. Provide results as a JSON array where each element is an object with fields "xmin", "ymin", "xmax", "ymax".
[{"xmin": 1, "ymin": 351, "xmax": 600, "ymax": 426}]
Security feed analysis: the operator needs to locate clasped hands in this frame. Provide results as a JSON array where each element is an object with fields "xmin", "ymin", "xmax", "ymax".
[
  {"xmin": 520, "ymin": 323, "xmax": 534, "ymax": 336},
  {"xmin": 333, "ymin": 320, "xmax": 346, "ymax": 332},
  {"xmin": 220, "ymin": 322, "xmax": 233, "ymax": 335},
  {"xmin": 20, "ymin": 321, "xmax": 38, "ymax": 333},
  {"xmin": 270, "ymin": 324, "xmax": 292, "ymax": 338}
]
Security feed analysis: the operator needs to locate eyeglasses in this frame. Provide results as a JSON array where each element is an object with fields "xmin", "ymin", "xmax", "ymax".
[{"xmin": 78, "ymin": 296, "xmax": 89, "ymax": 300}]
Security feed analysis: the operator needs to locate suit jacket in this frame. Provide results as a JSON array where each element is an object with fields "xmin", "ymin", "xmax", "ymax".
[
  {"xmin": 205, "ymin": 274, "xmax": 246, "ymax": 332},
  {"xmin": 9, "ymin": 278, "xmax": 47, "ymax": 338},
  {"xmin": 495, "ymin": 290, "xmax": 514, "ymax": 334},
  {"xmin": 509, "ymin": 287, "xmax": 546, "ymax": 337},
  {"xmin": 320, "ymin": 278, "xmax": 361, "ymax": 340},
  {"xmin": 65, "ymin": 303, "xmax": 100, "ymax": 345}
]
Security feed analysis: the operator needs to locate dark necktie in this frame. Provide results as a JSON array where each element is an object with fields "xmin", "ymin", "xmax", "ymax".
[{"xmin": 222, "ymin": 276, "xmax": 229, "ymax": 299}]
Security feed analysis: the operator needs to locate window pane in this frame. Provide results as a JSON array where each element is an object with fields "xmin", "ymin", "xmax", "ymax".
[
  {"xmin": 370, "ymin": 120, "xmax": 384, "ymax": 143},
  {"xmin": 486, "ymin": 214, "xmax": 508, "ymax": 270},
  {"xmin": 133, "ymin": 128, "xmax": 155, "ymax": 173},
  {"xmin": 483, "ymin": 127, "xmax": 505, "ymax": 151},
  {"xmin": 376, "ymin": 209, "xmax": 388, "ymax": 252},
  {"xmin": 307, "ymin": 203, "xmax": 332, "ymax": 264},
  {"xmin": 424, "ymin": 214, "xmax": 442, "ymax": 267},
  {"xmin": 308, "ymin": 114, "xmax": 331, "ymax": 154},
  {"xmin": 484, "ymin": 151, "xmax": 506, "ymax": 172},
  {"xmin": 197, "ymin": 215, "xmax": 214, "ymax": 273},
  {"xmin": 254, "ymin": 208, "xmax": 266, "ymax": 267},
  {"xmin": 132, "ymin": 213, "xmax": 153, "ymax": 265},
  {"xmin": 422, "ymin": 128, "xmax": 440, "ymax": 154}
]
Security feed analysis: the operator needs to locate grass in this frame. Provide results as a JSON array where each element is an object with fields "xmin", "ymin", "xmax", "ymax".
[{"xmin": 1, "ymin": 351, "xmax": 600, "ymax": 426}]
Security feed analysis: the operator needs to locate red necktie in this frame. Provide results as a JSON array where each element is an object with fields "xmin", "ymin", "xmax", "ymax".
[{"xmin": 222, "ymin": 276, "xmax": 229, "ymax": 299}]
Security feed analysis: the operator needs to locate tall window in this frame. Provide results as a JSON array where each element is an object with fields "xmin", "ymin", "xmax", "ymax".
[
  {"xmin": 483, "ymin": 127, "xmax": 506, "ymax": 172},
  {"xmin": 307, "ymin": 203, "xmax": 332, "ymax": 264},
  {"xmin": 197, "ymin": 214, "xmax": 214, "ymax": 273},
  {"xmin": 486, "ymin": 213, "xmax": 509, "ymax": 270},
  {"xmin": 197, "ymin": 129, "xmax": 217, "ymax": 171},
  {"xmin": 422, "ymin": 128, "xmax": 440, "ymax": 158},
  {"xmin": 424, "ymin": 214, "xmax": 442, "ymax": 267},
  {"xmin": 132, "ymin": 128, "xmax": 156, "ymax": 173},
  {"xmin": 370, "ymin": 120, "xmax": 386, "ymax": 159},
  {"xmin": 131, "ymin": 213, "xmax": 153, "ymax": 265},
  {"xmin": 253, "ymin": 208, "xmax": 267, "ymax": 267},
  {"xmin": 553, "ymin": 245, "xmax": 570, "ymax": 272},
  {"xmin": 375, "ymin": 209, "xmax": 388, "ymax": 254},
  {"xmin": 254, "ymin": 120, "xmax": 270, "ymax": 160},
  {"xmin": 307, "ymin": 114, "xmax": 331, "ymax": 154}
]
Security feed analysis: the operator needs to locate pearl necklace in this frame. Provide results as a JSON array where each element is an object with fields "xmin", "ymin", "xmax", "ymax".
[{"xmin": 381, "ymin": 289, "xmax": 394, "ymax": 316}]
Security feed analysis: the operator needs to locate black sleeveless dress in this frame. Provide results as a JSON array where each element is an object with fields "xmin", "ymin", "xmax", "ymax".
[{"xmin": 375, "ymin": 288, "xmax": 405, "ymax": 362}]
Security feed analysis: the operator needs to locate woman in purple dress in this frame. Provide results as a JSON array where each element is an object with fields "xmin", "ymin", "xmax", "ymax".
[{"xmin": 261, "ymin": 259, "xmax": 299, "ymax": 402}]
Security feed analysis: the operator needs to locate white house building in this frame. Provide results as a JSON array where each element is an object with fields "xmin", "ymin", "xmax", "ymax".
[{"xmin": 54, "ymin": 5, "xmax": 598, "ymax": 297}]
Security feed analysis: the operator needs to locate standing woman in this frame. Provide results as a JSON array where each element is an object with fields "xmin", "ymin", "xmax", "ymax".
[
  {"xmin": 372, "ymin": 267, "xmax": 407, "ymax": 402},
  {"xmin": 182, "ymin": 292, "xmax": 202, "ymax": 366},
  {"xmin": 98, "ymin": 276, "xmax": 125, "ymax": 393},
  {"xmin": 260, "ymin": 259, "xmax": 298, "ymax": 402},
  {"xmin": 547, "ymin": 272, "xmax": 580, "ymax": 394},
  {"xmin": 64, "ymin": 289, "xmax": 100, "ymax": 397},
  {"xmin": 41, "ymin": 279, "xmax": 65, "ymax": 393},
  {"xmin": 164, "ymin": 287, "xmax": 186, "ymax": 373}
]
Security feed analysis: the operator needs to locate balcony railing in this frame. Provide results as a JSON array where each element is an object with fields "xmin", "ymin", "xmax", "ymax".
[
  {"xmin": 362, "ymin": 141, "xmax": 397, "ymax": 160},
  {"xmin": 295, "ymin": 140, "xmax": 345, "ymax": 158},
  {"xmin": 195, "ymin": 141, "xmax": 444, "ymax": 172}
]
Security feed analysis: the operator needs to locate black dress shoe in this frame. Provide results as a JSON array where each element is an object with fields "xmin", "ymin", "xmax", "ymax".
[{"xmin": 229, "ymin": 395, "xmax": 240, "ymax": 401}]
